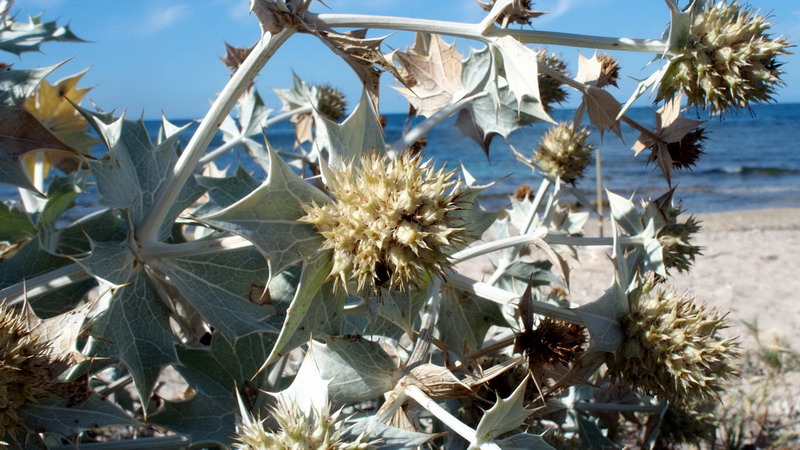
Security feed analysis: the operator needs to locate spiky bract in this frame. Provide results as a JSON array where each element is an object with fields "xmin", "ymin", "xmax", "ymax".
[
  {"xmin": 658, "ymin": 203, "xmax": 703, "ymax": 274},
  {"xmin": 538, "ymin": 52, "xmax": 569, "ymax": 112},
  {"xmin": 534, "ymin": 123, "xmax": 594, "ymax": 184},
  {"xmin": 0, "ymin": 304, "xmax": 63, "ymax": 440},
  {"xmin": 316, "ymin": 85, "xmax": 347, "ymax": 121},
  {"xmin": 658, "ymin": 0, "xmax": 791, "ymax": 114},
  {"xmin": 514, "ymin": 317, "xmax": 586, "ymax": 368},
  {"xmin": 301, "ymin": 153, "xmax": 467, "ymax": 293},
  {"xmin": 606, "ymin": 288, "xmax": 739, "ymax": 404}
]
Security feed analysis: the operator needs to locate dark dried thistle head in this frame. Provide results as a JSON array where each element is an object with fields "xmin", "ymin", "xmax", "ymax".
[{"xmin": 477, "ymin": 0, "xmax": 546, "ymax": 26}]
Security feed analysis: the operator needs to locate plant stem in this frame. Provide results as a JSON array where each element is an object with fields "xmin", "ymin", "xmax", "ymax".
[
  {"xmin": 444, "ymin": 270, "xmax": 581, "ymax": 324},
  {"xmin": 404, "ymin": 385, "xmax": 485, "ymax": 447},
  {"xmin": 139, "ymin": 236, "xmax": 253, "ymax": 260},
  {"xmin": 47, "ymin": 436, "xmax": 189, "ymax": 450},
  {"xmin": 575, "ymin": 402, "xmax": 664, "ymax": 414},
  {"xmin": 449, "ymin": 228, "xmax": 548, "ymax": 265},
  {"xmin": 0, "ymin": 263, "xmax": 90, "ymax": 306},
  {"xmin": 393, "ymin": 92, "xmax": 487, "ymax": 151},
  {"xmin": 309, "ymin": 14, "xmax": 668, "ymax": 53},
  {"xmin": 136, "ymin": 29, "xmax": 295, "ymax": 244}
]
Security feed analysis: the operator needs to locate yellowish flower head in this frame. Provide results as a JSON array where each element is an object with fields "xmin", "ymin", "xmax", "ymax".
[
  {"xmin": 606, "ymin": 288, "xmax": 739, "ymax": 404},
  {"xmin": 534, "ymin": 122, "xmax": 594, "ymax": 184},
  {"xmin": 658, "ymin": 0, "xmax": 791, "ymax": 114},
  {"xmin": 301, "ymin": 152, "xmax": 467, "ymax": 293}
]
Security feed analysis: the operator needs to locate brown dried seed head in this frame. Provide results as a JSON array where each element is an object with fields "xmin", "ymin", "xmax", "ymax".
[{"xmin": 514, "ymin": 317, "xmax": 586, "ymax": 369}]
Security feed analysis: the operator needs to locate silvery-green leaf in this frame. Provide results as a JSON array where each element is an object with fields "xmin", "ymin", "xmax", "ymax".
[
  {"xmin": 576, "ymin": 411, "xmax": 618, "ymax": 449},
  {"xmin": 202, "ymin": 146, "xmax": 330, "ymax": 276},
  {"xmin": 91, "ymin": 270, "xmax": 178, "ymax": 412},
  {"xmin": 156, "ymin": 246, "xmax": 278, "ymax": 341},
  {"xmin": 261, "ymin": 250, "xmax": 340, "ymax": 369},
  {"xmin": 274, "ymin": 73, "xmax": 314, "ymax": 111},
  {"xmin": 79, "ymin": 107, "xmax": 203, "ymax": 240},
  {"xmin": 573, "ymin": 281, "xmax": 628, "ymax": 354},
  {"xmin": 373, "ymin": 284, "xmax": 430, "ymax": 338},
  {"xmin": 17, "ymin": 394, "xmax": 137, "ymax": 437},
  {"xmin": 72, "ymin": 238, "xmax": 136, "ymax": 287},
  {"xmin": 0, "ymin": 10, "xmax": 84, "ymax": 55},
  {"xmin": 618, "ymin": 65, "xmax": 668, "ymax": 119},
  {"xmin": 344, "ymin": 418, "xmax": 433, "ymax": 449},
  {"xmin": 314, "ymin": 89, "xmax": 384, "ymax": 171},
  {"xmin": 492, "ymin": 36, "xmax": 552, "ymax": 123},
  {"xmin": 151, "ymin": 332, "xmax": 274, "ymax": 446},
  {"xmin": 474, "ymin": 378, "xmax": 533, "ymax": 445},
  {"xmin": 193, "ymin": 166, "xmax": 260, "ymax": 217},
  {"xmin": 0, "ymin": 155, "xmax": 35, "ymax": 191},
  {"xmin": 497, "ymin": 432, "xmax": 555, "ymax": 449},
  {"xmin": 606, "ymin": 190, "xmax": 644, "ymax": 236},
  {"xmin": 438, "ymin": 285, "xmax": 505, "ymax": 358},
  {"xmin": 310, "ymin": 335, "xmax": 400, "ymax": 402}
]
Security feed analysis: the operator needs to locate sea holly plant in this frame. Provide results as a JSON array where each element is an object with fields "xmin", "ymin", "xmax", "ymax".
[{"xmin": 0, "ymin": 0, "xmax": 789, "ymax": 447}]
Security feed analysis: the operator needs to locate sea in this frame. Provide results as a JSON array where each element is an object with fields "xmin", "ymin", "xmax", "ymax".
[{"xmin": 3, "ymin": 103, "xmax": 800, "ymax": 219}]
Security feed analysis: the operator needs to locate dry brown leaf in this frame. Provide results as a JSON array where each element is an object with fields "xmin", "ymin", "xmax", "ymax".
[
  {"xmin": 0, "ymin": 107, "xmax": 80, "ymax": 172},
  {"xmin": 393, "ymin": 33, "xmax": 464, "ymax": 118},
  {"xmin": 582, "ymin": 86, "xmax": 622, "ymax": 138}
]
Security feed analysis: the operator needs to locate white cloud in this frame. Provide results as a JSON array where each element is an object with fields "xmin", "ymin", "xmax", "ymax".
[{"xmin": 144, "ymin": 4, "xmax": 190, "ymax": 33}]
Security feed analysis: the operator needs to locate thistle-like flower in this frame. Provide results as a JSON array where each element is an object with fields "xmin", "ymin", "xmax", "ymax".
[
  {"xmin": 537, "ymin": 52, "xmax": 569, "ymax": 112},
  {"xmin": 657, "ymin": 0, "xmax": 791, "ymax": 114},
  {"xmin": 534, "ymin": 122, "xmax": 594, "ymax": 184},
  {"xmin": 605, "ymin": 288, "xmax": 739, "ymax": 404},
  {"xmin": 301, "ymin": 152, "xmax": 467, "ymax": 293},
  {"xmin": 477, "ymin": 0, "xmax": 545, "ymax": 26},
  {"xmin": 514, "ymin": 317, "xmax": 586, "ymax": 369},
  {"xmin": 657, "ymin": 202, "xmax": 702, "ymax": 274},
  {"xmin": 234, "ymin": 394, "xmax": 372, "ymax": 449},
  {"xmin": 316, "ymin": 85, "xmax": 347, "ymax": 122},
  {"xmin": 0, "ymin": 304, "xmax": 66, "ymax": 441},
  {"xmin": 595, "ymin": 54, "xmax": 620, "ymax": 89}
]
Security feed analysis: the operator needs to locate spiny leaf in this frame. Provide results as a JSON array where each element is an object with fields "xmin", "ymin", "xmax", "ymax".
[
  {"xmin": 492, "ymin": 36, "xmax": 552, "ymax": 122},
  {"xmin": 498, "ymin": 432, "xmax": 556, "ymax": 449},
  {"xmin": 314, "ymin": 89, "xmax": 385, "ymax": 171},
  {"xmin": 438, "ymin": 285, "xmax": 505, "ymax": 358},
  {"xmin": 202, "ymin": 146, "xmax": 330, "ymax": 276},
  {"xmin": 606, "ymin": 190, "xmax": 644, "ymax": 236},
  {"xmin": 0, "ymin": 8, "xmax": 84, "ymax": 55},
  {"xmin": 474, "ymin": 377, "xmax": 534, "ymax": 445},
  {"xmin": 16, "ymin": 394, "xmax": 137, "ymax": 437},
  {"xmin": 393, "ymin": 33, "xmax": 464, "ymax": 117},
  {"xmin": 308, "ymin": 335, "xmax": 401, "ymax": 403},
  {"xmin": 218, "ymin": 87, "xmax": 271, "ymax": 155},
  {"xmin": 156, "ymin": 246, "xmax": 279, "ymax": 341},
  {"xmin": 573, "ymin": 281, "xmax": 628, "ymax": 354},
  {"xmin": 90, "ymin": 270, "xmax": 178, "ymax": 415},
  {"xmin": 193, "ymin": 166, "xmax": 260, "ymax": 217},
  {"xmin": 72, "ymin": 238, "xmax": 136, "ymax": 287}
]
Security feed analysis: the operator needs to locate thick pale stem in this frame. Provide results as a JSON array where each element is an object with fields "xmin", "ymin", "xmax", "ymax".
[
  {"xmin": 449, "ymin": 228, "xmax": 548, "ymax": 265},
  {"xmin": 406, "ymin": 277, "xmax": 442, "ymax": 369},
  {"xmin": 404, "ymin": 385, "xmax": 484, "ymax": 447},
  {"xmin": 139, "ymin": 235, "xmax": 253, "ymax": 260},
  {"xmin": 198, "ymin": 138, "xmax": 243, "ymax": 165},
  {"xmin": 394, "ymin": 92, "xmax": 486, "ymax": 151},
  {"xmin": 136, "ymin": 29, "xmax": 295, "ymax": 244},
  {"xmin": 309, "ymin": 14, "xmax": 669, "ymax": 54},
  {"xmin": 0, "ymin": 263, "xmax": 90, "ymax": 306}
]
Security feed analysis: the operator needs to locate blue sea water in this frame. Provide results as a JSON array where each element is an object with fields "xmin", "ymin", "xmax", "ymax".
[{"xmin": 3, "ymin": 103, "xmax": 800, "ymax": 218}]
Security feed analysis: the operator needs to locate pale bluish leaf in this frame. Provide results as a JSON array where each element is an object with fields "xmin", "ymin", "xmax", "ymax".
[
  {"xmin": 0, "ymin": 11, "xmax": 84, "ymax": 55},
  {"xmin": 492, "ymin": 36, "xmax": 552, "ymax": 123},
  {"xmin": 573, "ymin": 281, "xmax": 628, "ymax": 354},
  {"xmin": 314, "ymin": 89, "xmax": 385, "ymax": 170},
  {"xmin": 498, "ymin": 432, "xmax": 555, "ymax": 449},
  {"xmin": 606, "ymin": 190, "xmax": 644, "ymax": 236},
  {"xmin": 438, "ymin": 285, "xmax": 505, "ymax": 358},
  {"xmin": 576, "ymin": 411, "xmax": 618, "ymax": 449},
  {"xmin": 475, "ymin": 378, "xmax": 533, "ymax": 444},
  {"xmin": 193, "ymin": 166, "xmax": 260, "ymax": 217},
  {"xmin": 310, "ymin": 335, "xmax": 400, "ymax": 402},
  {"xmin": 202, "ymin": 146, "xmax": 330, "ymax": 276},
  {"xmin": 158, "ymin": 246, "xmax": 278, "ymax": 341},
  {"xmin": 17, "ymin": 394, "xmax": 137, "ymax": 437},
  {"xmin": 345, "ymin": 419, "xmax": 433, "ymax": 449},
  {"xmin": 91, "ymin": 270, "xmax": 178, "ymax": 411},
  {"xmin": 73, "ymin": 239, "xmax": 136, "ymax": 287}
]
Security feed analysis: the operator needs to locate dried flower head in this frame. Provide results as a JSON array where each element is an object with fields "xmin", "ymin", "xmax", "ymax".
[
  {"xmin": 606, "ymin": 288, "xmax": 739, "ymax": 404},
  {"xmin": 221, "ymin": 43, "xmax": 254, "ymax": 74},
  {"xmin": 648, "ymin": 127, "xmax": 708, "ymax": 172},
  {"xmin": 595, "ymin": 54, "xmax": 620, "ymax": 88},
  {"xmin": 301, "ymin": 152, "xmax": 467, "ymax": 293},
  {"xmin": 514, "ymin": 317, "xmax": 586, "ymax": 369},
  {"xmin": 538, "ymin": 52, "xmax": 570, "ymax": 112},
  {"xmin": 0, "ymin": 304, "xmax": 65, "ymax": 441},
  {"xmin": 513, "ymin": 184, "xmax": 533, "ymax": 201},
  {"xmin": 477, "ymin": 0, "xmax": 545, "ymax": 26},
  {"xmin": 316, "ymin": 84, "xmax": 347, "ymax": 121},
  {"xmin": 657, "ymin": 202, "xmax": 703, "ymax": 274},
  {"xmin": 234, "ymin": 394, "xmax": 371, "ymax": 449},
  {"xmin": 658, "ymin": 0, "xmax": 791, "ymax": 114},
  {"xmin": 534, "ymin": 123, "xmax": 594, "ymax": 184}
]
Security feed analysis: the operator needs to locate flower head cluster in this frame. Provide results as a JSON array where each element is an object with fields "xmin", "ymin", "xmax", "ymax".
[
  {"xmin": 0, "ymin": 304, "xmax": 65, "ymax": 441},
  {"xmin": 477, "ymin": 0, "xmax": 545, "ymax": 26},
  {"xmin": 316, "ymin": 85, "xmax": 347, "ymax": 121},
  {"xmin": 657, "ymin": 203, "xmax": 702, "ymax": 274},
  {"xmin": 534, "ymin": 122, "xmax": 594, "ymax": 184},
  {"xmin": 658, "ymin": 0, "xmax": 791, "ymax": 114},
  {"xmin": 301, "ymin": 152, "xmax": 467, "ymax": 293},
  {"xmin": 537, "ymin": 52, "xmax": 570, "ymax": 112},
  {"xmin": 648, "ymin": 127, "xmax": 708, "ymax": 172},
  {"xmin": 514, "ymin": 317, "xmax": 586, "ymax": 369},
  {"xmin": 606, "ymin": 288, "xmax": 739, "ymax": 404},
  {"xmin": 234, "ymin": 395, "xmax": 371, "ymax": 449}
]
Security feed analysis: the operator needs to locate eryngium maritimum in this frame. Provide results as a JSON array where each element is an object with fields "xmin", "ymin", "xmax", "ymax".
[
  {"xmin": 658, "ymin": 0, "xmax": 791, "ymax": 114},
  {"xmin": 534, "ymin": 122, "xmax": 594, "ymax": 184},
  {"xmin": 301, "ymin": 153, "xmax": 467, "ymax": 293},
  {"xmin": 606, "ymin": 288, "xmax": 739, "ymax": 404}
]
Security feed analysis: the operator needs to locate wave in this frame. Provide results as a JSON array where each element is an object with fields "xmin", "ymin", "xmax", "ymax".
[{"xmin": 697, "ymin": 166, "xmax": 800, "ymax": 176}]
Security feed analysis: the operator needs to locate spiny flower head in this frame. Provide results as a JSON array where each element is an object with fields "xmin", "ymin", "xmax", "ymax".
[
  {"xmin": 534, "ymin": 122, "xmax": 594, "ymax": 184},
  {"xmin": 658, "ymin": 0, "xmax": 791, "ymax": 114},
  {"xmin": 657, "ymin": 202, "xmax": 702, "ymax": 275},
  {"xmin": 648, "ymin": 127, "xmax": 708, "ymax": 172},
  {"xmin": 0, "ymin": 304, "xmax": 65, "ymax": 441},
  {"xmin": 537, "ymin": 51, "xmax": 570, "ymax": 112},
  {"xmin": 301, "ymin": 152, "xmax": 467, "ymax": 293},
  {"xmin": 514, "ymin": 317, "xmax": 586, "ymax": 369},
  {"xmin": 316, "ymin": 85, "xmax": 347, "ymax": 121},
  {"xmin": 605, "ymin": 288, "xmax": 739, "ymax": 404},
  {"xmin": 595, "ymin": 54, "xmax": 620, "ymax": 88},
  {"xmin": 233, "ymin": 394, "xmax": 372, "ymax": 449},
  {"xmin": 477, "ymin": 0, "xmax": 545, "ymax": 26}
]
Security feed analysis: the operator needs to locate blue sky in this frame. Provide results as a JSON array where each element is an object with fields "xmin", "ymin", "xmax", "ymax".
[{"xmin": 14, "ymin": 0, "xmax": 800, "ymax": 119}]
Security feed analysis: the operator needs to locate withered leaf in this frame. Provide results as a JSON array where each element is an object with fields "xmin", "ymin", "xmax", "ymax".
[{"xmin": 220, "ymin": 42, "xmax": 254, "ymax": 74}]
